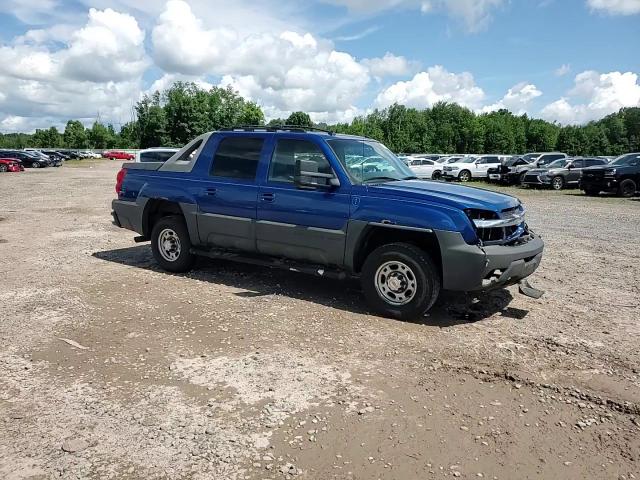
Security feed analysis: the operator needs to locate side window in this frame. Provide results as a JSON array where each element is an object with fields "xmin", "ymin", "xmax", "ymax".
[
  {"xmin": 140, "ymin": 151, "xmax": 157, "ymax": 163},
  {"xmin": 211, "ymin": 137, "xmax": 264, "ymax": 180},
  {"xmin": 572, "ymin": 160, "xmax": 585, "ymax": 168},
  {"xmin": 268, "ymin": 139, "xmax": 332, "ymax": 184}
]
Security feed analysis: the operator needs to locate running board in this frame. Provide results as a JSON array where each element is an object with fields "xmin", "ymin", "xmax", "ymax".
[
  {"xmin": 190, "ymin": 248, "xmax": 349, "ymax": 280},
  {"xmin": 518, "ymin": 279, "xmax": 545, "ymax": 299}
]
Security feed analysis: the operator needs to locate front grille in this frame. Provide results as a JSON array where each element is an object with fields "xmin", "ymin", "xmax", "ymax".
[
  {"xmin": 467, "ymin": 206, "xmax": 527, "ymax": 246},
  {"xmin": 477, "ymin": 225, "xmax": 520, "ymax": 244},
  {"xmin": 582, "ymin": 171, "xmax": 604, "ymax": 181}
]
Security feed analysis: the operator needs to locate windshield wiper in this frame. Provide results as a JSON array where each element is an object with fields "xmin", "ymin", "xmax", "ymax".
[
  {"xmin": 402, "ymin": 176, "xmax": 419, "ymax": 180},
  {"xmin": 363, "ymin": 176, "xmax": 402, "ymax": 183}
]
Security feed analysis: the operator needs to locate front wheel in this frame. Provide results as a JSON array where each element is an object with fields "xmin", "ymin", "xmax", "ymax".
[
  {"xmin": 618, "ymin": 179, "xmax": 637, "ymax": 198},
  {"xmin": 31, "ymin": 162, "xmax": 41, "ymax": 168},
  {"xmin": 431, "ymin": 170, "xmax": 442, "ymax": 181},
  {"xmin": 458, "ymin": 170, "xmax": 471, "ymax": 182},
  {"xmin": 551, "ymin": 176, "xmax": 564, "ymax": 190},
  {"xmin": 150, "ymin": 215, "xmax": 196, "ymax": 273},
  {"xmin": 361, "ymin": 243, "xmax": 441, "ymax": 321},
  {"xmin": 0, "ymin": 164, "xmax": 7, "ymax": 172}
]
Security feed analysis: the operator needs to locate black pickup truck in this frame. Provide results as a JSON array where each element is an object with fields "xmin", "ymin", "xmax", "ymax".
[{"xmin": 580, "ymin": 153, "xmax": 640, "ymax": 197}]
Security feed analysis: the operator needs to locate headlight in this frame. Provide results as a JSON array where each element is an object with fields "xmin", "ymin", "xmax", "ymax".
[
  {"xmin": 465, "ymin": 207, "xmax": 525, "ymax": 228},
  {"xmin": 604, "ymin": 168, "xmax": 616, "ymax": 176},
  {"xmin": 450, "ymin": 166, "xmax": 459, "ymax": 170}
]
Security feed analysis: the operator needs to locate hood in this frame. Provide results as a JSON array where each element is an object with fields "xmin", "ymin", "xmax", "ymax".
[{"xmin": 366, "ymin": 180, "xmax": 520, "ymax": 212}]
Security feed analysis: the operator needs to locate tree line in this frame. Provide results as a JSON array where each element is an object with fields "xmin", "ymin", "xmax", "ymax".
[{"xmin": 1, "ymin": 81, "xmax": 638, "ymax": 156}]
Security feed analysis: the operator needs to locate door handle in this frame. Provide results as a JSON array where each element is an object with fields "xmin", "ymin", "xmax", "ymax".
[
  {"xmin": 261, "ymin": 192, "xmax": 275, "ymax": 202},
  {"xmin": 205, "ymin": 188, "xmax": 217, "ymax": 196}
]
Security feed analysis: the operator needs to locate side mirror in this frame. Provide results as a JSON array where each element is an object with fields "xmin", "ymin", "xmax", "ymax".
[{"xmin": 294, "ymin": 159, "xmax": 340, "ymax": 190}]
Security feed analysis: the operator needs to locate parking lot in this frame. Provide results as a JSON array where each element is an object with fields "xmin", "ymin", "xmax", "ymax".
[{"xmin": 1, "ymin": 160, "xmax": 638, "ymax": 479}]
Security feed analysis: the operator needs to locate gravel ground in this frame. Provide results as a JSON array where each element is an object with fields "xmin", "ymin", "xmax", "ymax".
[{"xmin": 0, "ymin": 160, "xmax": 638, "ymax": 480}]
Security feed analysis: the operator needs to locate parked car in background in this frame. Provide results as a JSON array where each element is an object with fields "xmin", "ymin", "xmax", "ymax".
[
  {"xmin": 135, "ymin": 148, "xmax": 180, "ymax": 163},
  {"xmin": 104, "ymin": 150, "xmax": 135, "ymax": 161},
  {"xmin": 487, "ymin": 156, "xmax": 532, "ymax": 184},
  {"xmin": 580, "ymin": 153, "xmax": 640, "ymax": 197},
  {"xmin": 56, "ymin": 150, "xmax": 83, "ymax": 160},
  {"xmin": 522, "ymin": 157, "xmax": 608, "ymax": 190},
  {"xmin": 522, "ymin": 152, "xmax": 568, "ymax": 168},
  {"xmin": 0, "ymin": 150, "xmax": 48, "ymax": 168},
  {"xmin": 407, "ymin": 157, "xmax": 440, "ymax": 179},
  {"xmin": 0, "ymin": 158, "xmax": 24, "ymax": 172},
  {"xmin": 442, "ymin": 155, "xmax": 505, "ymax": 182}
]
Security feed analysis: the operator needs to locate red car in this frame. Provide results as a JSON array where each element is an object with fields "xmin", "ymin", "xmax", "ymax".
[
  {"xmin": 103, "ymin": 150, "xmax": 134, "ymax": 160},
  {"xmin": 0, "ymin": 158, "xmax": 24, "ymax": 172}
]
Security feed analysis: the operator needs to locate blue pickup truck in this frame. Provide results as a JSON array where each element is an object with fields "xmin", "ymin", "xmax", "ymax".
[{"xmin": 112, "ymin": 126, "xmax": 544, "ymax": 320}]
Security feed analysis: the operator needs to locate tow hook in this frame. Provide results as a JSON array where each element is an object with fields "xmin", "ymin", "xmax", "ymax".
[{"xmin": 518, "ymin": 279, "xmax": 545, "ymax": 299}]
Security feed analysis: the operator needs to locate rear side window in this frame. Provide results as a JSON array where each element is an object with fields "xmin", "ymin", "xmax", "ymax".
[
  {"xmin": 140, "ymin": 151, "xmax": 176, "ymax": 163},
  {"xmin": 572, "ymin": 160, "xmax": 585, "ymax": 168},
  {"xmin": 211, "ymin": 137, "xmax": 264, "ymax": 180},
  {"xmin": 585, "ymin": 159, "xmax": 605, "ymax": 167},
  {"xmin": 268, "ymin": 139, "xmax": 332, "ymax": 183}
]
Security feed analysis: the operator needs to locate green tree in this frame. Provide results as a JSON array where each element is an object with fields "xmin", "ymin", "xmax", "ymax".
[
  {"xmin": 63, "ymin": 120, "xmax": 88, "ymax": 148},
  {"xmin": 286, "ymin": 111, "xmax": 312, "ymax": 127}
]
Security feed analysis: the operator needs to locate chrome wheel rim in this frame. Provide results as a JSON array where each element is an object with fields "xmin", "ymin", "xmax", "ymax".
[
  {"xmin": 459, "ymin": 171, "xmax": 470, "ymax": 182},
  {"xmin": 552, "ymin": 177, "xmax": 563, "ymax": 190},
  {"xmin": 158, "ymin": 228, "xmax": 181, "ymax": 262},
  {"xmin": 374, "ymin": 261, "xmax": 417, "ymax": 306}
]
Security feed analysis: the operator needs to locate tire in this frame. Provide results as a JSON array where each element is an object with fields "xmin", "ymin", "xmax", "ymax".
[
  {"xmin": 458, "ymin": 170, "xmax": 471, "ymax": 182},
  {"xmin": 519, "ymin": 172, "xmax": 527, "ymax": 185},
  {"xmin": 361, "ymin": 243, "xmax": 441, "ymax": 321},
  {"xmin": 31, "ymin": 162, "xmax": 41, "ymax": 168},
  {"xmin": 150, "ymin": 215, "xmax": 196, "ymax": 273},
  {"xmin": 618, "ymin": 179, "xmax": 637, "ymax": 198},
  {"xmin": 0, "ymin": 164, "xmax": 7, "ymax": 173},
  {"xmin": 551, "ymin": 176, "xmax": 564, "ymax": 190},
  {"xmin": 431, "ymin": 170, "xmax": 442, "ymax": 181}
]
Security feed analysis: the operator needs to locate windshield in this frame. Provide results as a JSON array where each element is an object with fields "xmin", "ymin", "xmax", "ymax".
[
  {"xmin": 610, "ymin": 153, "xmax": 640, "ymax": 166},
  {"xmin": 459, "ymin": 157, "xmax": 476, "ymax": 164},
  {"xmin": 327, "ymin": 139, "xmax": 416, "ymax": 184},
  {"xmin": 547, "ymin": 159, "xmax": 568, "ymax": 168},
  {"xmin": 522, "ymin": 153, "xmax": 539, "ymax": 161}
]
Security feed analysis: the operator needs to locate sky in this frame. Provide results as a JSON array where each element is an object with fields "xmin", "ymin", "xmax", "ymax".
[{"xmin": 0, "ymin": 0, "xmax": 639, "ymax": 133}]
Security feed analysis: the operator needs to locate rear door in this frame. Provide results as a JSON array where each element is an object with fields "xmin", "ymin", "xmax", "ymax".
[
  {"xmin": 196, "ymin": 134, "xmax": 267, "ymax": 252},
  {"xmin": 475, "ymin": 156, "xmax": 500, "ymax": 177},
  {"xmin": 567, "ymin": 159, "xmax": 585, "ymax": 184},
  {"xmin": 255, "ymin": 137, "xmax": 351, "ymax": 266}
]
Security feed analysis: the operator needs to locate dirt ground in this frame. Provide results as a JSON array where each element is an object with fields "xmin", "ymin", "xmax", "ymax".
[{"xmin": 0, "ymin": 160, "xmax": 638, "ymax": 480}]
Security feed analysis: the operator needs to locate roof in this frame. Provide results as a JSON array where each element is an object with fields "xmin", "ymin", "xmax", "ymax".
[{"xmin": 215, "ymin": 125, "xmax": 370, "ymax": 141}]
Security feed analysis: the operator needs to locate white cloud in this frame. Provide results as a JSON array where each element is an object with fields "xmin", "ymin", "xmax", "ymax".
[
  {"xmin": 481, "ymin": 82, "xmax": 542, "ymax": 114},
  {"xmin": 541, "ymin": 70, "xmax": 640, "ymax": 124},
  {"xmin": 373, "ymin": 66, "xmax": 485, "ymax": 109},
  {"xmin": 362, "ymin": 52, "xmax": 417, "ymax": 78},
  {"xmin": 0, "ymin": 7, "xmax": 147, "ymax": 131},
  {"xmin": 586, "ymin": 0, "xmax": 640, "ymax": 15},
  {"xmin": 324, "ymin": 0, "xmax": 506, "ymax": 32},
  {"xmin": 555, "ymin": 64, "xmax": 571, "ymax": 77},
  {"xmin": 153, "ymin": 1, "xmax": 369, "ymax": 123}
]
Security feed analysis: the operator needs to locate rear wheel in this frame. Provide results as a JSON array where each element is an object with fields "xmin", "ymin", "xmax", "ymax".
[
  {"xmin": 618, "ymin": 179, "xmax": 637, "ymax": 198},
  {"xmin": 431, "ymin": 170, "xmax": 442, "ymax": 181},
  {"xmin": 0, "ymin": 164, "xmax": 7, "ymax": 172},
  {"xmin": 31, "ymin": 162, "xmax": 41, "ymax": 168},
  {"xmin": 551, "ymin": 176, "xmax": 564, "ymax": 190},
  {"xmin": 150, "ymin": 215, "xmax": 196, "ymax": 273},
  {"xmin": 361, "ymin": 243, "xmax": 440, "ymax": 321},
  {"xmin": 458, "ymin": 170, "xmax": 471, "ymax": 182}
]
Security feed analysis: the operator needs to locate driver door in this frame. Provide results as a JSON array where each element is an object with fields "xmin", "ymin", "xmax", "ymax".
[{"xmin": 256, "ymin": 137, "xmax": 351, "ymax": 266}]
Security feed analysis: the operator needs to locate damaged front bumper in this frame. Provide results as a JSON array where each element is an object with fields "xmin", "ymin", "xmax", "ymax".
[{"xmin": 435, "ymin": 230, "xmax": 544, "ymax": 294}]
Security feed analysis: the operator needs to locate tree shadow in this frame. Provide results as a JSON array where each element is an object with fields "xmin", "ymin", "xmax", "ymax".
[{"xmin": 92, "ymin": 245, "xmax": 524, "ymax": 328}]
